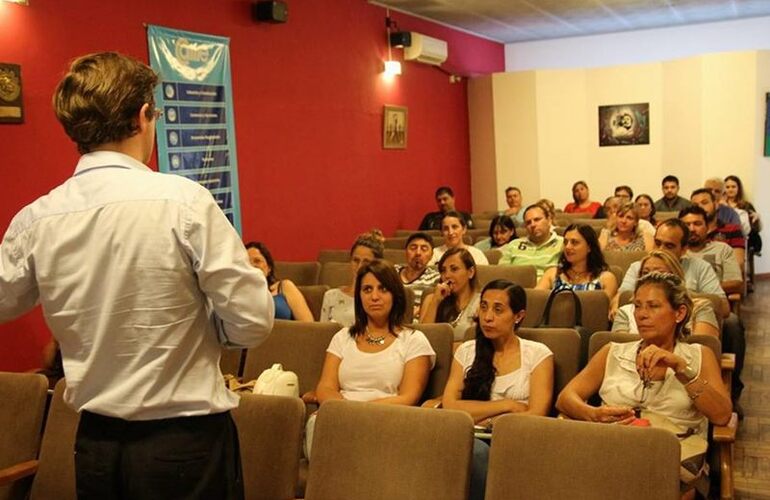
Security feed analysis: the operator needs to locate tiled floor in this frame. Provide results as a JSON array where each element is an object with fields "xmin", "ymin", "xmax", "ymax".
[{"xmin": 734, "ymin": 280, "xmax": 770, "ymax": 499}]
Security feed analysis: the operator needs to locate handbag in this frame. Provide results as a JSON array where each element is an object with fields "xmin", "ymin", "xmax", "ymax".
[
  {"xmin": 253, "ymin": 363, "xmax": 300, "ymax": 398},
  {"xmin": 537, "ymin": 285, "xmax": 592, "ymax": 365}
]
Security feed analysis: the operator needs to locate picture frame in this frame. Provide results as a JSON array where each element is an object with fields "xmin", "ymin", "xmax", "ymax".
[
  {"xmin": 598, "ymin": 102, "xmax": 649, "ymax": 146},
  {"xmin": 764, "ymin": 93, "xmax": 770, "ymax": 157},
  {"xmin": 383, "ymin": 104, "xmax": 407, "ymax": 149},
  {"xmin": 0, "ymin": 63, "xmax": 24, "ymax": 124}
]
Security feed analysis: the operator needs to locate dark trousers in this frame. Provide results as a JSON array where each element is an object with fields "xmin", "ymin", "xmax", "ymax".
[
  {"xmin": 722, "ymin": 312, "xmax": 746, "ymax": 400},
  {"xmin": 75, "ymin": 410, "xmax": 244, "ymax": 500}
]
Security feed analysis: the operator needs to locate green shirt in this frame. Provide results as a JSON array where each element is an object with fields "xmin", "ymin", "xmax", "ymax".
[{"xmin": 498, "ymin": 233, "xmax": 564, "ymax": 279}]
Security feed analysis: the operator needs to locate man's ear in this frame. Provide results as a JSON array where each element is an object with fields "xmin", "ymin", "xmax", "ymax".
[{"xmin": 137, "ymin": 103, "xmax": 152, "ymax": 132}]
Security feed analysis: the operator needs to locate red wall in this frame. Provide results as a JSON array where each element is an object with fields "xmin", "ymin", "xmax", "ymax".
[{"xmin": 0, "ymin": 0, "xmax": 503, "ymax": 371}]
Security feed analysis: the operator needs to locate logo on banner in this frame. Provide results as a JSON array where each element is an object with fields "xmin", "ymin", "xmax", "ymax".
[{"xmin": 175, "ymin": 37, "xmax": 210, "ymax": 64}]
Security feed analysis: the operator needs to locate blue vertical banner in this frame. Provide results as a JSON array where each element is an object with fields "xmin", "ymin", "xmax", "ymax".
[{"xmin": 147, "ymin": 25, "xmax": 242, "ymax": 233}]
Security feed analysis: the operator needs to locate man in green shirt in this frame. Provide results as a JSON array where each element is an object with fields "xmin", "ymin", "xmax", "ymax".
[{"xmin": 499, "ymin": 204, "xmax": 563, "ymax": 279}]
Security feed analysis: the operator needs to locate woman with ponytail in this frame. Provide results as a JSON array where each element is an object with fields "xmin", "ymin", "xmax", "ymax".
[{"xmin": 442, "ymin": 279, "xmax": 554, "ymax": 500}]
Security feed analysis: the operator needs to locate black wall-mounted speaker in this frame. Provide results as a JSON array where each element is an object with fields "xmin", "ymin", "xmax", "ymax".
[{"xmin": 252, "ymin": 1, "xmax": 288, "ymax": 23}]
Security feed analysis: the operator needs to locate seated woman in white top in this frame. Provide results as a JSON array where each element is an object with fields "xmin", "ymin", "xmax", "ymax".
[
  {"xmin": 612, "ymin": 250, "xmax": 719, "ymax": 337},
  {"xmin": 307, "ymin": 259, "xmax": 436, "ymax": 457},
  {"xmin": 430, "ymin": 211, "xmax": 489, "ymax": 266},
  {"xmin": 557, "ymin": 272, "xmax": 732, "ymax": 496},
  {"xmin": 443, "ymin": 279, "xmax": 554, "ymax": 500},
  {"xmin": 320, "ymin": 231, "xmax": 384, "ymax": 327},
  {"xmin": 420, "ymin": 247, "xmax": 481, "ymax": 341}
]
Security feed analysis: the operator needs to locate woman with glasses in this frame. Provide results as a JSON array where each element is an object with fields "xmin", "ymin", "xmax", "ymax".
[{"xmin": 556, "ymin": 272, "xmax": 731, "ymax": 496}]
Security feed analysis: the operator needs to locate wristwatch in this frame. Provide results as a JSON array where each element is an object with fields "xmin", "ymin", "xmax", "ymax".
[{"xmin": 676, "ymin": 364, "xmax": 698, "ymax": 383}]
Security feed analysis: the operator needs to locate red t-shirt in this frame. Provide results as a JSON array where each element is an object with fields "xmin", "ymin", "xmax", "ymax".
[{"xmin": 564, "ymin": 201, "xmax": 601, "ymax": 217}]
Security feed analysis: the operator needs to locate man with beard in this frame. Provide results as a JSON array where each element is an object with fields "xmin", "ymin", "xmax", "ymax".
[
  {"xmin": 418, "ymin": 186, "xmax": 473, "ymax": 230},
  {"xmin": 703, "ymin": 177, "xmax": 747, "ymax": 233},
  {"xmin": 654, "ymin": 175, "xmax": 691, "ymax": 212},
  {"xmin": 690, "ymin": 188, "xmax": 746, "ymax": 268},
  {"xmin": 680, "ymin": 204, "xmax": 747, "ymax": 414},
  {"xmin": 395, "ymin": 232, "xmax": 440, "ymax": 321}
]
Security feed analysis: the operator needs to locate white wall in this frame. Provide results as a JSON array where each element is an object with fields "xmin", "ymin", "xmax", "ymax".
[{"xmin": 505, "ymin": 16, "xmax": 770, "ymax": 71}]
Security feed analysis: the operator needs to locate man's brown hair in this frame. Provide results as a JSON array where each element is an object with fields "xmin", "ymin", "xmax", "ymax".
[{"xmin": 53, "ymin": 52, "xmax": 158, "ymax": 154}]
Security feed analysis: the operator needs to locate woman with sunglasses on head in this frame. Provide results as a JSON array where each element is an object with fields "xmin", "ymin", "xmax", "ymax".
[
  {"xmin": 320, "ymin": 231, "xmax": 384, "ymax": 327},
  {"xmin": 557, "ymin": 272, "xmax": 731, "ymax": 497},
  {"xmin": 420, "ymin": 248, "xmax": 481, "ymax": 342}
]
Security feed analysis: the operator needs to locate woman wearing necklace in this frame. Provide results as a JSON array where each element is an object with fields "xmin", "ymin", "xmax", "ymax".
[
  {"xmin": 599, "ymin": 202, "xmax": 654, "ymax": 252},
  {"xmin": 536, "ymin": 224, "xmax": 617, "ymax": 301},
  {"xmin": 420, "ymin": 247, "xmax": 481, "ymax": 342},
  {"xmin": 308, "ymin": 259, "xmax": 435, "ymax": 456},
  {"xmin": 557, "ymin": 272, "xmax": 731, "ymax": 497}
]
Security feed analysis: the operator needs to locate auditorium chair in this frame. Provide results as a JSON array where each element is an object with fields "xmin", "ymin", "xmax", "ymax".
[
  {"xmin": 297, "ymin": 285, "xmax": 330, "ymax": 321},
  {"xmin": 383, "ymin": 237, "xmax": 409, "ymax": 249},
  {"xmin": 483, "ymin": 248, "xmax": 502, "ymax": 265},
  {"xmin": 220, "ymin": 347, "xmax": 246, "ymax": 378},
  {"xmin": 382, "ymin": 248, "xmax": 407, "ymax": 264},
  {"xmin": 232, "ymin": 394, "xmax": 305, "ymax": 500},
  {"xmin": 657, "ymin": 211, "xmax": 679, "ymax": 221},
  {"xmin": 319, "ymin": 262, "xmax": 352, "ymax": 288},
  {"xmin": 522, "ymin": 289, "xmax": 610, "ymax": 334},
  {"xmin": 316, "ymin": 249, "xmax": 349, "ymax": 264},
  {"xmin": 304, "ymin": 401, "xmax": 474, "ymax": 500},
  {"xmin": 0, "ymin": 380, "xmax": 79, "ymax": 500},
  {"xmin": 274, "ymin": 261, "xmax": 321, "ymax": 286},
  {"xmin": 413, "ymin": 323, "xmax": 455, "ymax": 402},
  {"xmin": 393, "ymin": 229, "xmax": 441, "ymax": 238},
  {"xmin": 486, "ymin": 415, "xmax": 680, "ymax": 500},
  {"xmin": 588, "ymin": 332, "xmax": 738, "ymax": 500},
  {"xmin": 0, "ymin": 372, "xmax": 49, "ymax": 500},
  {"xmin": 602, "ymin": 250, "xmax": 648, "ymax": 280},
  {"xmin": 475, "ymin": 264, "xmax": 537, "ymax": 289}
]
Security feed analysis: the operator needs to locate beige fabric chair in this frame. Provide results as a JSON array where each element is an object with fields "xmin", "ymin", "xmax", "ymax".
[
  {"xmin": 657, "ymin": 211, "xmax": 679, "ymax": 221},
  {"xmin": 414, "ymin": 323, "xmax": 454, "ymax": 400},
  {"xmin": 319, "ymin": 262, "xmax": 352, "ymax": 288},
  {"xmin": 274, "ymin": 261, "xmax": 320, "ymax": 286},
  {"xmin": 220, "ymin": 348, "xmax": 245, "ymax": 378},
  {"xmin": 522, "ymin": 289, "xmax": 609, "ymax": 334},
  {"xmin": 305, "ymin": 400, "xmax": 474, "ymax": 500},
  {"xmin": 518, "ymin": 328, "xmax": 581, "ymax": 414},
  {"xmin": 476, "ymin": 264, "xmax": 537, "ymax": 289},
  {"xmin": 241, "ymin": 321, "xmax": 340, "ymax": 395},
  {"xmin": 384, "ymin": 237, "xmax": 409, "ymax": 249},
  {"xmin": 483, "ymin": 249, "xmax": 502, "ymax": 265},
  {"xmin": 588, "ymin": 331, "xmax": 738, "ymax": 500},
  {"xmin": 0, "ymin": 372, "xmax": 49, "ymax": 500},
  {"xmin": 382, "ymin": 248, "xmax": 407, "ymax": 264},
  {"xmin": 602, "ymin": 250, "xmax": 647, "ymax": 280},
  {"xmin": 29, "ymin": 380, "xmax": 79, "ymax": 500},
  {"xmin": 232, "ymin": 394, "xmax": 305, "ymax": 500},
  {"xmin": 316, "ymin": 249, "xmax": 349, "ymax": 264},
  {"xmin": 486, "ymin": 415, "xmax": 681, "ymax": 500},
  {"xmin": 298, "ymin": 285, "xmax": 330, "ymax": 321}
]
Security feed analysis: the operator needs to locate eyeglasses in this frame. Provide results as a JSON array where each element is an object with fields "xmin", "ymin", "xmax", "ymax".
[{"xmin": 153, "ymin": 108, "xmax": 164, "ymax": 120}]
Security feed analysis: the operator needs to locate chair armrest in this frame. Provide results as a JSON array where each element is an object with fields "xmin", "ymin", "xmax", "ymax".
[
  {"xmin": 721, "ymin": 353, "xmax": 736, "ymax": 372},
  {"xmin": 421, "ymin": 398, "xmax": 443, "ymax": 409},
  {"xmin": 0, "ymin": 459, "xmax": 39, "ymax": 486},
  {"xmin": 712, "ymin": 412, "xmax": 738, "ymax": 443}
]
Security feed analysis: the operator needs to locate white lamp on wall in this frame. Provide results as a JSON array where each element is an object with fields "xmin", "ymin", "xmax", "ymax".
[{"xmin": 2, "ymin": 0, "xmax": 29, "ymax": 4}]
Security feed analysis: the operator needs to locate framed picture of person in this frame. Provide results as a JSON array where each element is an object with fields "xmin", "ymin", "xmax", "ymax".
[
  {"xmin": 383, "ymin": 105, "xmax": 407, "ymax": 149},
  {"xmin": 598, "ymin": 102, "xmax": 649, "ymax": 146}
]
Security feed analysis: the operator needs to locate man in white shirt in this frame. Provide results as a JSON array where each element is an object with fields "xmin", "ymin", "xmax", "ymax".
[{"xmin": 0, "ymin": 52, "xmax": 274, "ymax": 499}]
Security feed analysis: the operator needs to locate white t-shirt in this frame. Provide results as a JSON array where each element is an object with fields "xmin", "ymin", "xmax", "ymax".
[
  {"xmin": 327, "ymin": 327, "xmax": 436, "ymax": 402},
  {"xmin": 454, "ymin": 338, "xmax": 552, "ymax": 403},
  {"xmin": 320, "ymin": 288, "xmax": 355, "ymax": 327},
  {"xmin": 430, "ymin": 244, "xmax": 489, "ymax": 266}
]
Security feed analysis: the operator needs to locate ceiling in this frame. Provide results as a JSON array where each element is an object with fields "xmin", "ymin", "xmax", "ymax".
[{"xmin": 371, "ymin": 0, "xmax": 770, "ymax": 44}]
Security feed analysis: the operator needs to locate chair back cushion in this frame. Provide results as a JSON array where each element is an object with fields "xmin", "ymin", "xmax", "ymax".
[
  {"xmin": 298, "ymin": 285, "xmax": 330, "ymax": 321},
  {"xmin": 486, "ymin": 415, "xmax": 680, "ymax": 500},
  {"xmin": 232, "ymin": 394, "xmax": 305, "ymax": 500},
  {"xmin": 414, "ymin": 324, "xmax": 454, "ymax": 400},
  {"xmin": 319, "ymin": 262, "xmax": 352, "ymax": 288},
  {"xmin": 476, "ymin": 265, "xmax": 537, "ymax": 289},
  {"xmin": 305, "ymin": 401, "xmax": 473, "ymax": 500},
  {"xmin": 517, "ymin": 328, "xmax": 581, "ymax": 407},
  {"xmin": 274, "ymin": 261, "xmax": 321, "ymax": 286}
]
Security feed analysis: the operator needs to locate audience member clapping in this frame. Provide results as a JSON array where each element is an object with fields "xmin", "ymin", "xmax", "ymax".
[
  {"xmin": 536, "ymin": 223, "xmax": 617, "ymax": 300},
  {"xmin": 320, "ymin": 232, "xmax": 384, "ymax": 326},
  {"xmin": 246, "ymin": 242, "xmax": 314, "ymax": 321},
  {"xmin": 421, "ymin": 248, "xmax": 481, "ymax": 341}
]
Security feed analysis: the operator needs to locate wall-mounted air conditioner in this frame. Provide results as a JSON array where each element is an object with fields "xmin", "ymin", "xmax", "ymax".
[{"xmin": 404, "ymin": 33, "xmax": 448, "ymax": 66}]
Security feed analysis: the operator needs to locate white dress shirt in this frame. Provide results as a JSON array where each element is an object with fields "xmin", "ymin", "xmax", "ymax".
[{"xmin": 0, "ymin": 151, "xmax": 274, "ymax": 420}]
